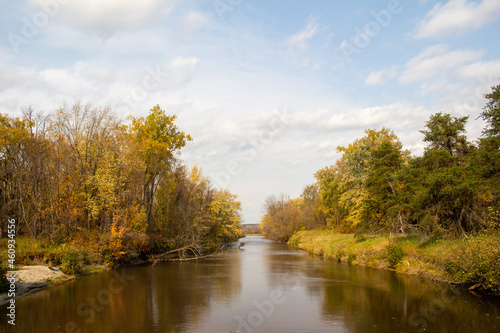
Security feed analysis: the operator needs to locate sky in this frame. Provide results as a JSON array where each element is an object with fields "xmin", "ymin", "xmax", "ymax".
[{"xmin": 1, "ymin": 0, "xmax": 500, "ymax": 224}]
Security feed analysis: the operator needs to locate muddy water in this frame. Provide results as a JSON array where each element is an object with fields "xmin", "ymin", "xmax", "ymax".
[{"xmin": 2, "ymin": 236, "xmax": 500, "ymax": 332}]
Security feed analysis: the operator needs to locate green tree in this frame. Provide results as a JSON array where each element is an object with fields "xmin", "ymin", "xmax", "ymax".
[
  {"xmin": 363, "ymin": 140, "xmax": 405, "ymax": 231},
  {"xmin": 480, "ymin": 83, "xmax": 500, "ymax": 138},
  {"xmin": 420, "ymin": 112, "xmax": 471, "ymax": 156},
  {"xmin": 406, "ymin": 113, "xmax": 481, "ymax": 234},
  {"xmin": 475, "ymin": 83, "xmax": 500, "ymax": 229},
  {"xmin": 476, "ymin": 83, "xmax": 500, "ymax": 178},
  {"xmin": 335, "ymin": 127, "xmax": 404, "ymax": 229}
]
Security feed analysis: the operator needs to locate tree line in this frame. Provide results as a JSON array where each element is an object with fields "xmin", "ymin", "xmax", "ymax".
[
  {"xmin": 262, "ymin": 84, "xmax": 500, "ymax": 242},
  {"xmin": 0, "ymin": 103, "xmax": 243, "ymax": 260}
]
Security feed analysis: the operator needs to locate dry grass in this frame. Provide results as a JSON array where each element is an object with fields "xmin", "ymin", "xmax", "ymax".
[
  {"xmin": 289, "ymin": 230, "xmax": 500, "ymax": 295},
  {"xmin": 0, "ymin": 236, "xmax": 103, "ymax": 276}
]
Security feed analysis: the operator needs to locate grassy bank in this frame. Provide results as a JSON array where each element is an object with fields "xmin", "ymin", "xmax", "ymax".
[
  {"xmin": 0, "ymin": 236, "xmax": 109, "ymax": 292},
  {"xmin": 288, "ymin": 230, "xmax": 500, "ymax": 296}
]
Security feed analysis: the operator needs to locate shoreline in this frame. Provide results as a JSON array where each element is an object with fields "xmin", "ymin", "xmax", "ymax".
[
  {"xmin": 0, "ymin": 265, "xmax": 76, "ymax": 306},
  {"xmin": 0, "ymin": 246, "xmax": 234, "ymax": 305},
  {"xmin": 288, "ymin": 229, "xmax": 500, "ymax": 297}
]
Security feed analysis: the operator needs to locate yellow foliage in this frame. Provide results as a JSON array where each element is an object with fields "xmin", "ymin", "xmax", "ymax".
[{"xmin": 107, "ymin": 215, "xmax": 131, "ymax": 260}]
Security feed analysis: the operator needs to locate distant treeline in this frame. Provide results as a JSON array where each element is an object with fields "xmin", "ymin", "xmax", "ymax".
[
  {"xmin": 242, "ymin": 224, "xmax": 261, "ymax": 235},
  {"xmin": 0, "ymin": 103, "xmax": 243, "ymax": 260},
  {"xmin": 262, "ymin": 83, "xmax": 500, "ymax": 242}
]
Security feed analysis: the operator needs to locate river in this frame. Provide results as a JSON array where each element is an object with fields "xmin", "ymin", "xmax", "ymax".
[{"xmin": 2, "ymin": 236, "xmax": 500, "ymax": 332}]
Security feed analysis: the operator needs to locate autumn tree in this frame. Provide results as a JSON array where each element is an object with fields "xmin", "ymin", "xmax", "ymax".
[
  {"xmin": 130, "ymin": 105, "xmax": 192, "ymax": 233},
  {"xmin": 1, "ymin": 102, "xmax": 242, "ymax": 261},
  {"xmin": 48, "ymin": 102, "xmax": 126, "ymax": 234},
  {"xmin": 314, "ymin": 166, "xmax": 346, "ymax": 228},
  {"xmin": 0, "ymin": 114, "xmax": 33, "ymax": 234},
  {"xmin": 335, "ymin": 127, "xmax": 405, "ymax": 229},
  {"xmin": 261, "ymin": 194, "xmax": 303, "ymax": 243},
  {"xmin": 300, "ymin": 184, "xmax": 327, "ymax": 229},
  {"xmin": 204, "ymin": 189, "xmax": 243, "ymax": 248},
  {"xmin": 155, "ymin": 165, "xmax": 242, "ymax": 251}
]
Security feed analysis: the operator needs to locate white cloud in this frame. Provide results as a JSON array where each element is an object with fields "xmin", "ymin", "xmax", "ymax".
[
  {"xmin": 161, "ymin": 57, "xmax": 200, "ymax": 87},
  {"xmin": 288, "ymin": 108, "xmax": 328, "ymax": 128},
  {"xmin": 178, "ymin": 11, "xmax": 211, "ymax": 33},
  {"xmin": 326, "ymin": 105, "xmax": 404, "ymax": 129},
  {"xmin": 287, "ymin": 17, "xmax": 319, "ymax": 49},
  {"xmin": 325, "ymin": 103, "xmax": 418, "ymax": 130},
  {"xmin": 414, "ymin": 0, "xmax": 500, "ymax": 39},
  {"xmin": 400, "ymin": 44, "xmax": 483, "ymax": 84},
  {"xmin": 418, "ymin": 79, "xmax": 462, "ymax": 96},
  {"xmin": 432, "ymin": 75, "xmax": 500, "ymax": 117},
  {"xmin": 0, "ymin": 56, "xmax": 200, "ymax": 118},
  {"xmin": 28, "ymin": 0, "xmax": 176, "ymax": 35},
  {"xmin": 365, "ymin": 67, "xmax": 397, "ymax": 86},
  {"xmin": 312, "ymin": 140, "xmax": 344, "ymax": 159},
  {"xmin": 458, "ymin": 59, "xmax": 500, "ymax": 79}
]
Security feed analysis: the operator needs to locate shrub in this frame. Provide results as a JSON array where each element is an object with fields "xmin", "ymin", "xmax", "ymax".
[
  {"xmin": 347, "ymin": 253, "xmax": 357, "ymax": 265},
  {"xmin": 105, "ymin": 215, "xmax": 131, "ymax": 262},
  {"xmin": 387, "ymin": 243, "xmax": 404, "ymax": 269},
  {"xmin": 445, "ymin": 234, "xmax": 500, "ymax": 295},
  {"xmin": 336, "ymin": 248, "xmax": 345, "ymax": 262},
  {"xmin": 60, "ymin": 250, "xmax": 82, "ymax": 275}
]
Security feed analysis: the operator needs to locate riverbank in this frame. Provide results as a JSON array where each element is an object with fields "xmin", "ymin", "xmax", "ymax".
[
  {"xmin": 0, "ymin": 236, "xmax": 105, "ymax": 304},
  {"xmin": 0, "ymin": 235, "xmax": 239, "ymax": 304},
  {"xmin": 0, "ymin": 265, "xmax": 75, "ymax": 306},
  {"xmin": 288, "ymin": 230, "xmax": 500, "ymax": 296}
]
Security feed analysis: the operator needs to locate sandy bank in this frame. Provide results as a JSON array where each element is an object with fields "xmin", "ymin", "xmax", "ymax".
[{"xmin": 0, "ymin": 266, "xmax": 70, "ymax": 305}]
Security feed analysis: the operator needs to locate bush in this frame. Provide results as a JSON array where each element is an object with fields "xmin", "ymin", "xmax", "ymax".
[
  {"xmin": 60, "ymin": 250, "xmax": 83, "ymax": 275},
  {"xmin": 387, "ymin": 243, "xmax": 404, "ymax": 269},
  {"xmin": 445, "ymin": 234, "xmax": 500, "ymax": 295},
  {"xmin": 347, "ymin": 253, "xmax": 357, "ymax": 265},
  {"xmin": 336, "ymin": 248, "xmax": 345, "ymax": 262}
]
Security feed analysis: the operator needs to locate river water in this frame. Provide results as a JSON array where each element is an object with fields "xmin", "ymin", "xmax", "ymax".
[{"xmin": 2, "ymin": 236, "xmax": 500, "ymax": 332}]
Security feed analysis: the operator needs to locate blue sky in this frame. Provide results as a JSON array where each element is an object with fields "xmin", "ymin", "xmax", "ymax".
[{"xmin": 1, "ymin": 0, "xmax": 500, "ymax": 224}]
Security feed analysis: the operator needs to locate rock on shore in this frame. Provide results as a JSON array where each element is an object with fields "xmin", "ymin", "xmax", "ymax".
[{"xmin": 0, "ymin": 266, "xmax": 69, "ymax": 305}]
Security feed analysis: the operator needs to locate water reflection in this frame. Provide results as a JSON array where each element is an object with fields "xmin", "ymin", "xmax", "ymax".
[
  {"xmin": 265, "ymin": 240, "xmax": 500, "ymax": 332},
  {"xmin": 1, "ymin": 236, "xmax": 499, "ymax": 333},
  {"xmin": 1, "ymin": 249, "xmax": 242, "ymax": 333}
]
